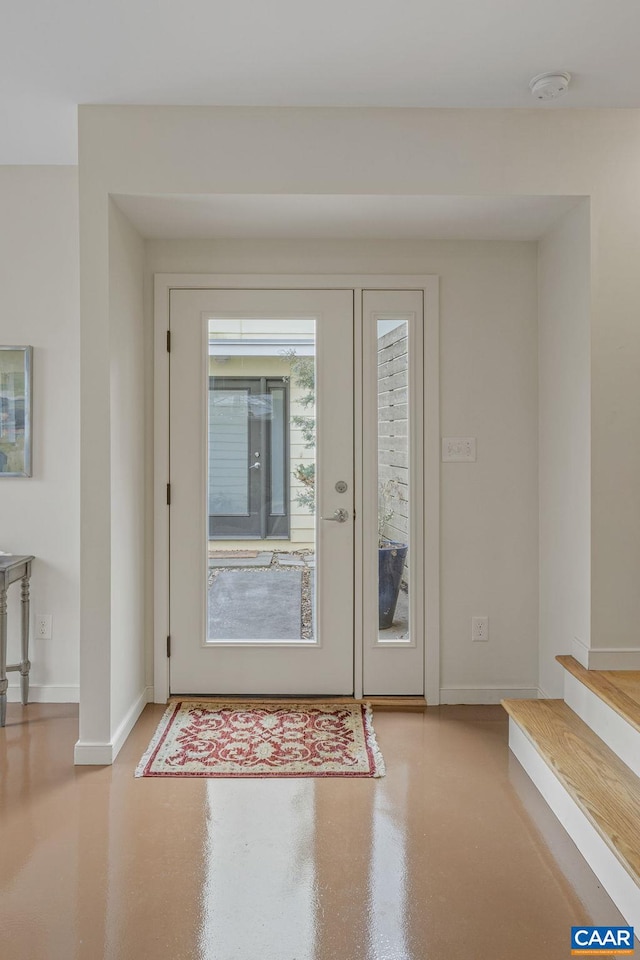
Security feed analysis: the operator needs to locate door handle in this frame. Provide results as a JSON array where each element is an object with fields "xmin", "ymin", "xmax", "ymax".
[
  {"xmin": 249, "ymin": 462, "xmax": 261, "ymax": 470},
  {"xmin": 321, "ymin": 508, "xmax": 349, "ymax": 523}
]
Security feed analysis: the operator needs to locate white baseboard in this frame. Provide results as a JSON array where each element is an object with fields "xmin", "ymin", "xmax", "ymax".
[
  {"xmin": 564, "ymin": 672, "xmax": 640, "ymax": 779},
  {"xmin": 73, "ymin": 741, "xmax": 114, "ymax": 765},
  {"xmin": 439, "ymin": 686, "xmax": 538, "ymax": 705},
  {"xmin": 111, "ymin": 686, "xmax": 154, "ymax": 761},
  {"xmin": 572, "ymin": 637, "xmax": 590, "ymax": 668},
  {"xmin": 508, "ymin": 718, "xmax": 640, "ymax": 929},
  {"xmin": 572, "ymin": 638, "xmax": 640, "ymax": 670},
  {"xmin": 74, "ymin": 686, "xmax": 153, "ymax": 766},
  {"xmin": 7, "ymin": 684, "xmax": 79, "ymax": 703},
  {"xmin": 587, "ymin": 647, "xmax": 640, "ymax": 670}
]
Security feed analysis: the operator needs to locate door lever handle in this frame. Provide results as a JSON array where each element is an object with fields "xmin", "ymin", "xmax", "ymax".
[
  {"xmin": 249, "ymin": 462, "xmax": 261, "ymax": 470},
  {"xmin": 321, "ymin": 508, "xmax": 349, "ymax": 523}
]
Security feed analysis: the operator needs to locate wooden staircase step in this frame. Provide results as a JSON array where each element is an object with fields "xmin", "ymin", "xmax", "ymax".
[
  {"xmin": 502, "ymin": 698, "xmax": 640, "ymax": 887},
  {"xmin": 557, "ymin": 655, "xmax": 640, "ymax": 734}
]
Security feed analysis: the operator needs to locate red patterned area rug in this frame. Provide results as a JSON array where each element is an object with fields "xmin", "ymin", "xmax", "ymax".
[{"xmin": 135, "ymin": 701, "xmax": 385, "ymax": 778}]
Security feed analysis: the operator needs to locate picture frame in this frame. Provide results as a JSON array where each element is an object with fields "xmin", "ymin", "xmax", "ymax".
[{"xmin": 0, "ymin": 346, "xmax": 32, "ymax": 477}]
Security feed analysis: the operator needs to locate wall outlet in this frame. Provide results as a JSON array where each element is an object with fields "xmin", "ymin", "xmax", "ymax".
[
  {"xmin": 472, "ymin": 616, "xmax": 489, "ymax": 643},
  {"xmin": 35, "ymin": 614, "xmax": 52, "ymax": 640}
]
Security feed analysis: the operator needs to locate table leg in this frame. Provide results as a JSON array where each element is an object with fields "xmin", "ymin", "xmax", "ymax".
[
  {"xmin": 0, "ymin": 586, "xmax": 7, "ymax": 727},
  {"xmin": 20, "ymin": 574, "xmax": 31, "ymax": 707}
]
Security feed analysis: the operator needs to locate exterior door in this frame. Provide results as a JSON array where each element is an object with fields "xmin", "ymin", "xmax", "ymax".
[{"xmin": 169, "ymin": 288, "xmax": 354, "ymax": 695}]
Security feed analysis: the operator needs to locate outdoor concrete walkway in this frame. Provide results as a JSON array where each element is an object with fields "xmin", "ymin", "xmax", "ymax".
[
  {"xmin": 208, "ymin": 569, "xmax": 308, "ymax": 640},
  {"xmin": 207, "ymin": 549, "xmax": 408, "ymax": 640},
  {"xmin": 208, "ymin": 551, "xmax": 315, "ymax": 640}
]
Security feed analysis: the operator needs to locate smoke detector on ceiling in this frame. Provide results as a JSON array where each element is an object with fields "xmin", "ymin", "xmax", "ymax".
[{"xmin": 529, "ymin": 72, "xmax": 571, "ymax": 101}]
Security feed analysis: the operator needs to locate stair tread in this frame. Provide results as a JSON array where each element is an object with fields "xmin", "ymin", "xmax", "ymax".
[
  {"xmin": 557, "ymin": 655, "xmax": 640, "ymax": 734},
  {"xmin": 502, "ymin": 698, "xmax": 640, "ymax": 886}
]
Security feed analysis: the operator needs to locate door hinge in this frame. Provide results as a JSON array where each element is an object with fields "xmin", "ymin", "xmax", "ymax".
[
  {"xmin": 166, "ymin": 635, "xmax": 171, "ymax": 658},
  {"xmin": 166, "ymin": 330, "xmax": 171, "ymax": 352},
  {"xmin": 166, "ymin": 483, "xmax": 171, "ymax": 506}
]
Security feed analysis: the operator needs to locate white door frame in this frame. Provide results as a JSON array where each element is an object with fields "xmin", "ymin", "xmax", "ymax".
[{"xmin": 153, "ymin": 273, "xmax": 440, "ymax": 704}]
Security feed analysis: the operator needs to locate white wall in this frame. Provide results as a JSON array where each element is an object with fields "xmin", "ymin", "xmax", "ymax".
[
  {"xmin": 108, "ymin": 200, "xmax": 147, "ymax": 742},
  {"xmin": 76, "ymin": 106, "xmax": 640, "ymax": 750},
  {"xmin": 0, "ymin": 166, "xmax": 80, "ymax": 702},
  {"xmin": 538, "ymin": 201, "xmax": 591, "ymax": 696},
  {"xmin": 147, "ymin": 238, "xmax": 540, "ymax": 700}
]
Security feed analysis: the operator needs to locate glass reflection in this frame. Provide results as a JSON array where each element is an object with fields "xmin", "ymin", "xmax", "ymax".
[
  {"xmin": 377, "ymin": 319, "xmax": 410, "ymax": 641},
  {"xmin": 201, "ymin": 781, "xmax": 317, "ymax": 960},
  {"xmin": 207, "ymin": 318, "xmax": 316, "ymax": 642},
  {"xmin": 368, "ymin": 768, "xmax": 410, "ymax": 960}
]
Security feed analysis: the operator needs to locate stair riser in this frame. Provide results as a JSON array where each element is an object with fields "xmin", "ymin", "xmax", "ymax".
[
  {"xmin": 508, "ymin": 718, "xmax": 640, "ymax": 930},
  {"xmin": 564, "ymin": 672, "xmax": 640, "ymax": 779}
]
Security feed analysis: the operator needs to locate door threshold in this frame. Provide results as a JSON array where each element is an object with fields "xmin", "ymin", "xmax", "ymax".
[
  {"xmin": 168, "ymin": 694, "xmax": 428, "ymax": 711},
  {"xmin": 360, "ymin": 696, "xmax": 428, "ymax": 712}
]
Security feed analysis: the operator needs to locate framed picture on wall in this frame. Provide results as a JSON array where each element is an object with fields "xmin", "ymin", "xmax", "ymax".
[{"xmin": 0, "ymin": 346, "xmax": 32, "ymax": 477}]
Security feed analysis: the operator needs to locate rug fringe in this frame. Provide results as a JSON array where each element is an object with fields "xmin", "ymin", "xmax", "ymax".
[
  {"xmin": 363, "ymin": 701, "xmax": 386, "ymax": 778},
  {"xmin": 134, "ymin": 701, "xmax": 176, "ymax": 777}
]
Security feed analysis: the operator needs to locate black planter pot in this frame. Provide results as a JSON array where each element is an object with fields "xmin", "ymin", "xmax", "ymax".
[{"xmin": 378, "ymin": 541, "xmax": 408, "ymax": 629}]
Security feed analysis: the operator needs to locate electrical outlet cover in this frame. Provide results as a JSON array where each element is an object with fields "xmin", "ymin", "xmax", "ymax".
[
  {"xmin": 35, "ymin": 614, "xmax": 52, "ymax": 640},
  {"xmin": 472, "ymin": 616, "xmax": 489, "ymax": 642}
]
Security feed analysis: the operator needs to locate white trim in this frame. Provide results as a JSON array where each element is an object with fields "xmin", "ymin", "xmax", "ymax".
[
  {"xmin": 74, "ymin": 741, "xmax": 114, "ymax": 765},
  {"xmin": 111, "ymin": 686, "xmax": 154, "ymax": 761},
  {"xmin": 571, "ymin": 636, "xmax": 590, "ymax": 668},
  {"xmin": 73, "ymin": 686, "xmax": 153, "ymax": 765},
  {"xmin": 154, "ymin": 273, "xmax": 441, "ymax": 704},
  {"xmin": 7, "ymin": 684, "xmax": 79, "ymax": 703},
  {"xmin": 360, "ymin": 293, "xmax": 425, "ymax": 694},
  {"xmin": 154, "ymin": 274, "xmax": 170, "ymax": 702},
  {"xmin": 424, "ymin": 280, "xmax": 440, "ymax": 705},
  {"xmin": 440, "ymin": 686, "xmax": 539, "ymax": 704},
  {"xmin": 508, "ymin": 719, "xmax": 640, "ymax": 930},
  {"xmin": 564, "ymin": 671, "xmax": 640, "ymax": 778},
  {"xmin": 204, "ymin": 640, "xmax": 319, "ymax": 649},
  {"xmin": 353, "ymin": 291, "xmax": 364, "ymax": 700},
  {"xmin": 156, "ymin": 273, "xmax": 442, "ymax": 291},
  {"xmin": 587, "ymin": 648, "xmax": 640, "ymax": 670},
  {"xmin": 367, "ymin": 307, "xmax": 421, "ymax": 651},
  {"xmin": 572, "ymin": 637, "xmax": 640, "ymax": 670},
  {"xmin": 537, "ymin": 686, "xmax": 554, "ymax": 700},
  {"xmin": 361, "ymin": 301, "xmax": 379, "ymax": 678},
  {"xmin": 408, "ymin": 304, "xmax": 425, "ymax": 656}
]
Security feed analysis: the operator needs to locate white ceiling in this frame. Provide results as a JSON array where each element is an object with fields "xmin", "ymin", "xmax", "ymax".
[
  {"xmin": 113, "ymin": 193, "xmax": 582, "ymax": 241},
  {"xmin": 3, "ymin": 0, "xmax": 640, "ymax": 164}
]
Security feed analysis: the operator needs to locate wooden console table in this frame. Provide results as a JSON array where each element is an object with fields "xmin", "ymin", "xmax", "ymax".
[{"xmin": 0, "ymin": 555, "xmax": 34, "ymax": 727}]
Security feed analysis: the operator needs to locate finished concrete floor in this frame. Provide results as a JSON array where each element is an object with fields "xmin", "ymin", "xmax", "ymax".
[{"xmin": 0, "ymin": 702, "xmax": 628, "ymax": 960}]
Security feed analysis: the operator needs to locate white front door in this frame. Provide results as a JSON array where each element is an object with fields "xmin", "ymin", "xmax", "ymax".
[{"xmin": 169, "ymin": 289, "xmax": 354, "ymax": 695}]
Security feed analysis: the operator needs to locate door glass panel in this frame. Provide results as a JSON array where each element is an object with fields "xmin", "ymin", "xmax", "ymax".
[
  {"xmin": 207, "ymin": 317, "xmax": 316, "ymax": 642},
  {"xmin": 377, "ymin": 319, "xmax": 410, "ymax": 642}
]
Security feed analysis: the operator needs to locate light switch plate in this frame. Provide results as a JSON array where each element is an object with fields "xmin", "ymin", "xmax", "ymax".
[{"xmin": 442, "ymin": 437, "xmax": 477, "ymax": 462}]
